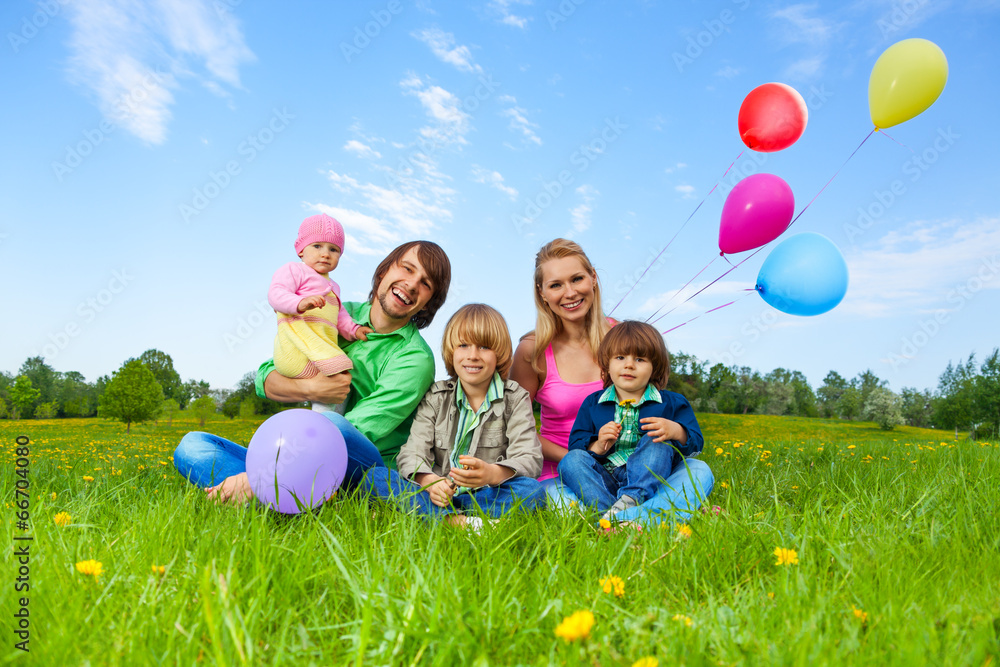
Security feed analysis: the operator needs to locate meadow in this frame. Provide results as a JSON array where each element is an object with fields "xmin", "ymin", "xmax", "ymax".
[{"xmin": 1, "ymin": 414, "xmax": 998, "ymax": 666}]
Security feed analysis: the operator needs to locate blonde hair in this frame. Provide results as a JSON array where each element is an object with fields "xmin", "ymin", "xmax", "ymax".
[
  {"xmin": 530, "ymin": 238, "xmax": 611, "ymax": 373},
  {"xmin": 597, "ymin": 320, "xmax": 671, "ymax": 389},
  {"xmin": 442, "ymin": 304, "xmax": 514, "ymax": 380}
]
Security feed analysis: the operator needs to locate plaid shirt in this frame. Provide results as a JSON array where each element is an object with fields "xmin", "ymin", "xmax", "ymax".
[
  {"xmin": 451, "ymin": 373, "xmax": 505, "ymax": 494},
  {"xmin": 599, "ymin": 383, "xmax": 662, "ymax": 469}
]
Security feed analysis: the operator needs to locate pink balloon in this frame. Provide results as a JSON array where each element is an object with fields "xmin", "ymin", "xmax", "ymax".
[{"xmin": 719, "ymin": 174, "xmax": 795, "ymax": 255}]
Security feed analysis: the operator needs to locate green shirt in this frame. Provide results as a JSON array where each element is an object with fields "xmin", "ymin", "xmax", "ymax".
[
  {"xmin": 600, "ymin": 383, "xmax": 662, "ymax": 469},
  {"xmin": 256, "ymin": 301, "xmax": 435, "ymax": 468},
  {"xmin": 451, "ymin": 372, "xmax": 505, "ymax": 470}
]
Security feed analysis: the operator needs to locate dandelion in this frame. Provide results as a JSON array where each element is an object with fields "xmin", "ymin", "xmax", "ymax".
[
  {"xmin": 76, "ymin": 560, "xmax": 103, "ymax": 578},
  {"xmin": 599, "ymin": 518, "xmax": 611, "ymax": 531},
  {"xmin": 53, "ymin": 512, "xmax": 71, "ymax": 527},
  {"xmin": 600, "ymin": 575, "xmax": 625, "ymax": 598},
  {"xmin": 773, "ymin": 547, "xmax": 799, "ymax": 566},
  {"xmin": 847, "ymin": 445, "xmax": 856, "ymax": 450},
  {"xmin": 50, "ymin": 492, "xmax": 57, "ymax": 500},
  {"xmin": 632, "ymin": 658, "xmax": 659, "ymax": 667},
  {"xmin": 151, "ymin": 564, "xmax": 166, "ymax": 575},
  {"xmin": 715, "ymin": 447, "xmax": 724, "ymax": 455},
  {"xmin": 767, "ymin": 592, "xmax": 775, "ymax": 599},
  {"xmin": 676, "ymin": 524, "xmax": 693, "ymax": 539},
  {"xmin": 554, "ymin": 610, "xmax": 594, "ymax": 642},
  {"xmin": 852, "ymin": 606, "xmax": 868, "ymax": 622},
  {"xmin": 671, "ymin": 614, "xmax": 693, "ymax": 627},
  {"xmin": 720, "ymin": 481, "xmax": 729, "ymax": 489},
  {"xmin": 82, "ymin": 476, "xmax": 94, "ymax": 482}
]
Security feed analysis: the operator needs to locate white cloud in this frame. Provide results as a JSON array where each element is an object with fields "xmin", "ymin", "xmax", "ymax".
[
  {"xmin": 840, "ymin": 218, "xmax": 1000, "ymax": 317},
  {"xmin": 412, "ymin": 27, "xmax": 482, "ymax": 73},
  {"xmin": 471, "ymin": 166, "xmax": 518, "ymax": 200},
  {"xmin": 783, "ymin": 56, "xmax": 824, "ymax": 80},
  {"xmin": 675, "ymin": 184, "xmax": 696, "ymax": 199},
  {"xmin": 488, "ymin": 0, "xmax": 531, "ymax": 29},
  {"xmin": 639, "ymin": 280, "xmax": 751, "ymax": 323},
  {"xmin": 715, "ymin": 66, "xmax": 741, "ymax": 79},
  {"xmin": 500, "ymin": 97, "xmax": 542, "ymax": 146},
  {"xmin": 568, "ymin": 185, "xmax": 598, "ymax": 236},
  {"xmin": 771, "ymin": 3, "xmax": 833, "ymax": 43},
  {"xmin": 401, "ymin": 76, "xmax": 472, "ymax": 147},
  {"xmin": 64, "ymin": 0, "xmax": 254, "ymax": 144},
  {"xmin": 344, "ymin": 140, "xmax": 382, "ymax": 160}
]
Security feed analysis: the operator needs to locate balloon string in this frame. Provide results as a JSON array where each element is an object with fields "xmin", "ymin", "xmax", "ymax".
[
  {"xmin": 644, "ymin": 255, "xmax": 718, "ymax": 324},
  {"xmin": 660, "ymin": 291, "xmax": 754, "ymax": 335},
  {"xmin": 607, "ymin": 149, "xmax": 744, "ymax": 317},
  {"xmin": 653, "ymin": 127, "xmax": 876, "ymax": 326},
  {"xmin": 876, "ymin": 128, "xmax": 914, "ymax": 153}
]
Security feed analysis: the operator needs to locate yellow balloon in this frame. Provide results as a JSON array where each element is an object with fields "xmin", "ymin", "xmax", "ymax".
[{"xmin": 869, "ymin": 38, "xmax": 948, "ymax": 129}]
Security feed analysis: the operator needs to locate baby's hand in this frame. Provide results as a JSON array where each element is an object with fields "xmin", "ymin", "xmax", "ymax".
[
  {"xmin": 590, "ymin": 421, "xmax": 621, "ymax": 455},
  {"xmin": 297, "ymin": 295, "xmax": 327, "ymax": 313},
  {"xmin": 354, "ymin": 326, "xmax": 374, "ymax": 341}
]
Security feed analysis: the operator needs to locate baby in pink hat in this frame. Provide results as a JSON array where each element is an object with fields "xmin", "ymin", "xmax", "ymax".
[{"xmin": 268, "ymin": 214, "xmax": 372, "ymax": 411}]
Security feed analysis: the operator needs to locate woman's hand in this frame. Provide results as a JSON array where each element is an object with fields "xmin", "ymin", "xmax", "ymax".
[
  {"xmin": 415, "ymin": 473, "xmax": 456, "ymax": 507},
  {"xmin": 205, "ymin": 473, "xmax": 253, "ymax": 504},
  {"xmin": 640, "ymin": 417, "xmax": 686, "ymax": 444},
  {"xmin": 589, "ymin": 421, "xmax": 621, "ymax": 455},
  {"xmin": 450, "ymin": 456, "xmax": 512, "ymax": 488}
]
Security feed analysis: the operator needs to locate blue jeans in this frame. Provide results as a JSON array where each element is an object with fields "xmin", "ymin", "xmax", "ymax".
[
  {"xmin": 362, "ymin": 468, "xmax": 546, "ymax": 519},
  {"xmin": 559, "ymin": 435, "xmax": 676, "ymax": 509},
  {"xmin": 173, "ymin": 412, "xmax": 386, "ymax": 490},
  {"xmin": 558, "ymin": 438, "xmax": 714, "ymax": 524}
]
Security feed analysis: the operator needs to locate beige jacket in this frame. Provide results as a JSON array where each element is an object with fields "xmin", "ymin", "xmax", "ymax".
[{"xmin": 396, "ymin": 379, "xmax": 543, "ymax": 481}]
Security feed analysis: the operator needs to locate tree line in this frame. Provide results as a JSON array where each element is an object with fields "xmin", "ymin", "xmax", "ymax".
[{"xmin": 2, "ymin": 347, "xmax": 996, "ymax": 438}]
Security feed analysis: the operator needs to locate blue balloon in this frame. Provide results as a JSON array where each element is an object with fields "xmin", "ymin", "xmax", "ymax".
[{"xmin": 755, "ymin": 232, "xmax": 848, "ymax": 316}]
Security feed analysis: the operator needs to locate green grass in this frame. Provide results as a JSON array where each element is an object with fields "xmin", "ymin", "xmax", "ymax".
[{"xmin": 1, "ymin": 415, "xmax": 998, "ymax": 665}]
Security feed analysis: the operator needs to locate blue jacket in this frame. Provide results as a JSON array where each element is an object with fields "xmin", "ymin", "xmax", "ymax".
[{"xmin": 568, "ymin": 387, "xmax": 704, "ymax": 461}]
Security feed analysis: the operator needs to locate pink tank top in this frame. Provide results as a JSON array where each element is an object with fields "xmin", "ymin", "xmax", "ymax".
[{"xmin": 535, "ymin": 344, "xmax": 604, "ymax": 481}]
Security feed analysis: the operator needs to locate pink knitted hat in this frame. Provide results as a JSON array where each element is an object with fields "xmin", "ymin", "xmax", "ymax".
[{"xmin": 295, "ymin": 214, "xmax": 345, "ymax": 255}]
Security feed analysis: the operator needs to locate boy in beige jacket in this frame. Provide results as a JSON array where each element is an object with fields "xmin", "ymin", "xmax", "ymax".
[{"xmin": 362, "ymin": 304, "xmax": 544, "ymax": 527}]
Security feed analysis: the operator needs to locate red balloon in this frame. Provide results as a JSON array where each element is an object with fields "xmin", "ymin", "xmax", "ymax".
[{"xmin": 738, "ymin": 83, "xmax": 808, "ymax": 152}]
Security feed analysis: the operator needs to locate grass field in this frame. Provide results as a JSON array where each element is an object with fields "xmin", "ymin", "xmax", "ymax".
[{"xmin": 2, "ymin": 414, "xmax": 999, "ymax": 666}]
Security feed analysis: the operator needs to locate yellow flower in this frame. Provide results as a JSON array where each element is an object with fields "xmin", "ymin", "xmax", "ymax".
[
  {"xmin": 720, "ymin": 481, "xmax": 729, "ymax": 489},
  {"xmin": 676, "ymin": 524, "xmax": 693, "ymax": 539},
  {"xmin": 82, "ymin": 476, "xmax": 95, "ymax": 482},
  {"xmin": 599, "ymin": 518, "xmax": 611, "ymax": 530},
  {"xmin": 50, "ymin": 492, "xmax": 57, "ymax": 500},
  {"xmin": 554, "ymin": 610, "xmax": 594, "ymax": 642},
  {"xmin": 671, "ymin": 614, "xmax": 693, "ymax": 627},
  {"xmin": 715, "ymin": 447, "xmax": 724, "ymax": 455},
  {"xmin": 600, "ymin": 575, "xmax": 625, "ymax": 598},
  {"xmin": 852, "ymin": 606, "xmax": 868, "ymax": 622},
  {"xmin": 151, "ymin": 564, "xmax": 166, "ymax": 575},
  {"xmin": 76, "ymin": 560, "xmax": 103, "ymax": 578},
  {"xmin": 632, "ymin": 658, "xmax": 659, "ymax": 667},
  {"xmin": 773, "ymin": 547, "xmax": 799, "ymax": 566},
  {"xmin": 53, "ymin": 512, "xmax": 71, "ymax": 527},
  {"xmin": 767, "ymin": 592, "xmax": 775, "ymax": 599},
  {"xmin": 847, "ymin": 445, "xmax": 856, "ymax": 449}
]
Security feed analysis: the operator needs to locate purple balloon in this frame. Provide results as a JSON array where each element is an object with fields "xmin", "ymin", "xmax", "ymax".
[
  {"xmin": 245, "ymin": 409, "xmax": 347, "ymax": 514},
  {"xmin": 718, "ymin": 173, "xmax": 795, "ymax": 255}
]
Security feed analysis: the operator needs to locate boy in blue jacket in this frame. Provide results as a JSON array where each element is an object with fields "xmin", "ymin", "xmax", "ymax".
[{"xmin": 558, "ymin": 320, "xmax": 704, "ymax": 522}]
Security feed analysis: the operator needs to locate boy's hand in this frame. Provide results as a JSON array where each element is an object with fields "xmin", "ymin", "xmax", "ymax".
[
  {"xmin": 589, "ymin": 421, "xmax": 621, "ymax": 455},
  {"xmin": 297, "ymin": 295, "xmax": 327, "ymax": 313},
  {"xmin": 354, "ymin": 326, "xmax": 373, "ymax": 341},
  {"xmin": 415, "ymin": 473, "xmax": 456, "ymax": 507},
  {"xmin": 640, "ymin": 417, "xmax": 684, "ymax": 444},
  {"xmin": 450, "ymin": 456, "xmax": 511, "ymax": 488}
]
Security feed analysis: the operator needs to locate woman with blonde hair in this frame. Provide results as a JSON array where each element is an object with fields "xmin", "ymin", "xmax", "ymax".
[{"xmin": 510, "ymin": 239, "xmax": 714, "ymax": 524}]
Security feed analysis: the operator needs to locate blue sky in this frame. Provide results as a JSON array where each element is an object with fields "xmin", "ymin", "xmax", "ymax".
[{"xmin": 2, "ymin": 0, "xmax": 998, "ymax": 394}]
